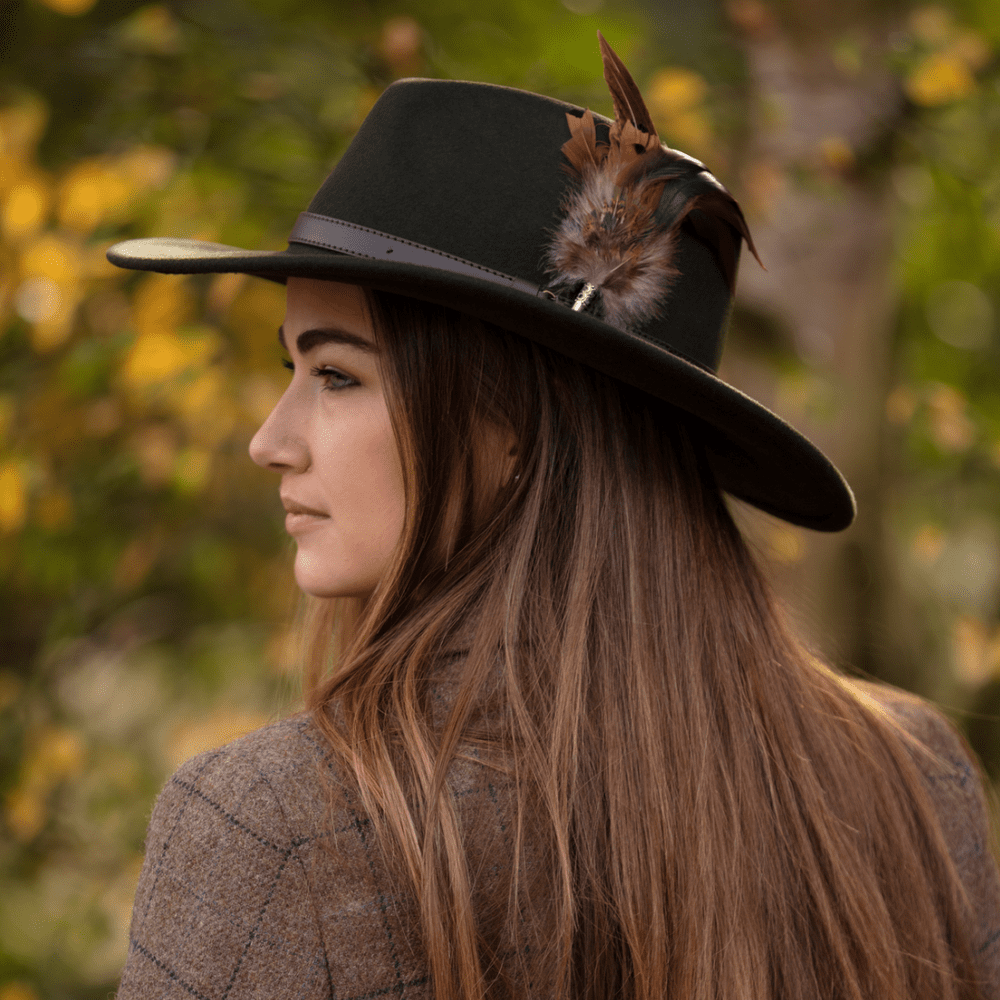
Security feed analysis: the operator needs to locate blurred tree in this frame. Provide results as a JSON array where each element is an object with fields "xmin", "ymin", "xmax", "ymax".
[{"xmin": 711, "ymin": 0, "xmax": 1000, "ymax": 716}]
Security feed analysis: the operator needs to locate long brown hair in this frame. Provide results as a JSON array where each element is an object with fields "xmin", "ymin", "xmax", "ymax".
[{"xmin": 305, "ymin": 289, "xmax": 983, "ymax": 1000}]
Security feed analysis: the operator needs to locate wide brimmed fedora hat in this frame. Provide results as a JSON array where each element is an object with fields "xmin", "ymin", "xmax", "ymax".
[{"xmin": 108, "ymin": 34, "xmax": 854, "ymax": 532}]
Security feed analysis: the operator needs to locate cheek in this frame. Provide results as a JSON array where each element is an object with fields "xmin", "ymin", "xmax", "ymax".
[
  {"xmin": 311, "ymin": 400, "xmax": 405, "ymax": 578},
  {"xmin": 358, "ymin": 416, "xmax": 406, "ymax": 549}
]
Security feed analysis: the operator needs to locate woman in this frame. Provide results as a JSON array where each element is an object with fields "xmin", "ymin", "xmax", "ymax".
[{"xmin": 108, "ymin": 35, "xmax": 1000, "ymax": 1000}]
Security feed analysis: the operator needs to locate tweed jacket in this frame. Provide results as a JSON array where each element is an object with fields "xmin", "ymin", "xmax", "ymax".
[{"xmin": 117, "ymin": 681, "xmax": 1000, "ymax": 1000}]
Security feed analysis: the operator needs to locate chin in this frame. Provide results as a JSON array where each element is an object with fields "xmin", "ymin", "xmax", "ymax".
[{"xmin": 293, "ymin": 551, "xmax": 377, "ymax": 600}]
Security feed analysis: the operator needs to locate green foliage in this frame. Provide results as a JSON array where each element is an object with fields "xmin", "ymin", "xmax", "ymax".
[{"xmin": 883, "ymin": 7, "xmax": 1000, "ymax": 706}]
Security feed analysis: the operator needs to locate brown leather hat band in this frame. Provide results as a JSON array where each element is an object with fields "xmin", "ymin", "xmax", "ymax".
[{"xmin": 288, "ymin": 211, "xmax": 541, "ymax": 297}]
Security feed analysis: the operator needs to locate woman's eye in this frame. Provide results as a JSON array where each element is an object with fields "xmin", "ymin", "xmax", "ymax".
[
  {"xmin": 281, "ymin": 358, "xmax": 355, "ymax": 391},
  {"xmin": 310, "ymin": 365, "xmax": 356, "ymax": 391}
]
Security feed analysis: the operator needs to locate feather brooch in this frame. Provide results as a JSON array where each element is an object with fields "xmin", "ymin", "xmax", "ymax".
[{"xmin": 545, "ymin": 32, "xmax": 762, "ymax": 334}]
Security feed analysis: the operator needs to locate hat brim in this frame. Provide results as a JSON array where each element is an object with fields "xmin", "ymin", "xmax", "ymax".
[{"xmin": 107, "ymin": 236, "xmax": 855, "ymax": 532}]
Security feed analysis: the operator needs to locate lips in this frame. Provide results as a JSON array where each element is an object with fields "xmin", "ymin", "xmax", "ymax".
[
  {"xmin": 281, "ymin": 496, "xmax": 327, "ymax": 517},
  {"xmin": 281, "ymin": 495, "xmax": 329, "ymax": 534}
]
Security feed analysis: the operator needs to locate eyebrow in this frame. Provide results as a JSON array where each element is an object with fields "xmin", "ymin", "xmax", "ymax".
[{"xmin": 277, "ymin": 325, "xmax": 378, "ymax": 356}]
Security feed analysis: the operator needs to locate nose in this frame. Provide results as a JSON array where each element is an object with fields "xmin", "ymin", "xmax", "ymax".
[{"xmin": 249, "ymin": 390, "xmax": 310, "ymax": 473}]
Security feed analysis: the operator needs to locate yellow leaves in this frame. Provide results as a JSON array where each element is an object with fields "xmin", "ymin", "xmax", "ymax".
[
  {"xmin": 5, "ymin": 727, "xmax": 85, "ymax": 842},
  {"xmin": 648, "ymin": 67, "xmax": 708, "ymax": 114},
  {"xmin": 129, "ymin": 419, "xmax": 221, "ymax": 490},
  {"xmin": 0, "ymin": 461, "xmax": 27, "ymax": 532},
  {"xmin": 34, "ymin": 727, "xmax": 84, "ymax": 777},
  {"xmin": 885, "ymin": 385, "xmax": 917, "ymax": 426},
  {"xmin": 57, "ymin": 161, "xmax": 131, "ymax": 233},
  {"xmin": 886, "ymin": 382, "xmax": 978, "ymax": 454},
  {"xmin": 910, "ymin": 523, "xmax": 945, "ymax": 565},
  {"xmin": 117, "ymin": 144, "xmax": 176, "ymax": 190},
  {"xmin": 121, "ymin": 324, "xmax": 234, "ymax": 451},
  {"xmin": 132, "ymin": 272, "xmax": 193, "ymax": 340},
  {"xmin": 51, "ymin": 147, "xmax": 173, "ymax": 235},
  {"xmin": 4, "ymin": 789, "xmax": 44, "ymax": 842},
  {"xmin": 36, "ymin": 0, "xmax": 98, "ymax": 14},
  {"xmin": 817, "ymin": 136, "xmax": 854, "ymax": 174},
  {"xmin": 0, "ymin": 132, "xmax": 175, "ymax": 352},
  {"xmin": 14, "ymin": 235, "xmax": 111, "ymax": 348},
  {"xmin": 124, "ymin": 278, "xmax": 220, "ymax": 406},
  {"xmin": 16, "ymin": 234, "xmax": 84, "ymax": 351},
  {"xmin": 0, "ymin": 460, "xmax": 74, "ymax": 532},
  {"xmin": 0, "ymin": 983, "xmax": 39, "ymax": 1000},
  {"xmin": 175, "ymin": 369, "xmax": 235, "ymax": 446},
  {"xmin": 0, "ymin": 96, "xmax": 48, "ymax": 159},
  {"xmin": 927, "ymin": 383, "xmax": 974, "ymax": 453},
  {"xmin": 906, "ymin": 53, "xmax": 975, "ymax": 107},
  {"xmin": 2, "ymin": 176, "xmax": 51, "ymax": 241},
  {"xmin": 118, "ymin": 5, "xmax": 183, "ymax": 56},
  {"xmin": 166, "ymin": 710, "xmax": 271, "ymax": 771},
  {"xmin": 903, "ymin": 7, "xmax": 991, "ymax": 107},
  {"xmin": 765, "ymin": 523, "xmax": 807, "ymax": 564},
  {"xmin": 645, "ymin": 67, "xmax": 713, "ymax": 159},
  {"xmin": 121, "ymin": 328, "xmax": 213, "ymax": 390},
  {"xmin": 19, "ymin": 232, "xmax": 80, "ymax": 283},
  {"xmin": 118, "ymin": 276, "xmax": 239, "ymax": 481},
  {"xmin": 126, "ymin": 421, "xmax": 221, "ymax": 492},
  {"xmin": 951, "ymin": 615, "xmax": 1000, "ymax": 688}
]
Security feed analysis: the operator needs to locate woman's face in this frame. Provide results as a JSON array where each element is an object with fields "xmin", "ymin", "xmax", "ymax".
[{"xmin": 249, "ymin": 278, "xmax": 405, "ymax": 599}]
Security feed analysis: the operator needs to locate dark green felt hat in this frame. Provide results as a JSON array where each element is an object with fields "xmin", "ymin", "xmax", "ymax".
[{"xmin": 107, "ymin": 44, "xmax": 855, "ymax": 532}]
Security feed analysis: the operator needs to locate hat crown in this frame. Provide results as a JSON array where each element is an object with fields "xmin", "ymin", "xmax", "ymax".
[{"xmin": 301, "ymin": 79, "xmax": 733, "ymax": 372}]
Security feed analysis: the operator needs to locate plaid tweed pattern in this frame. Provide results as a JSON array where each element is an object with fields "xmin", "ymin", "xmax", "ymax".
[{"xmin": 117, "ymin": 684, "xmax": 1000, "ymax": 999}]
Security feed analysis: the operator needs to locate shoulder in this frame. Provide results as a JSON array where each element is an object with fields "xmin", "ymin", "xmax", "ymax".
[
  {"xmin": 850, "ymin": 680, "xmax": 1000, "ymax": 989},
  {"xmin": 852, "ymin": 681, "xmax": 977, "ymax": 778},
  {"xmin": 119, "ymin": 714, "xmax": 430, "ymax": 1000},
  {"xmin": 152, "ymin": 713, "xmax": 337, "ymax": 839},
  {"xmin": 119, "ymin": 716, "xmax": 334, "ymax": 998},
  {"xmin": 849, "ymin": 680, "xmax": 987, "ymax": 844}
]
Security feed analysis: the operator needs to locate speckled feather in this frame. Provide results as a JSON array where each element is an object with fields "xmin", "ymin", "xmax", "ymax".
[{"xmin": 546, "ymin": 32, "xmax": 761, "ymax": 333}]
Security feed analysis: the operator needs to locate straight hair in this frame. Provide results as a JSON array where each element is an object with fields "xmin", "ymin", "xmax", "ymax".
[{"xmin": 304, "ymin": 289, "xmax": 983, "ymax": 1000}]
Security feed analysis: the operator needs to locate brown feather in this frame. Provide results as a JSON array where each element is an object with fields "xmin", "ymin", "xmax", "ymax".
[
  {"xmin": 561, "ymin": 110, "xmax": 605, "ymax": 178},
  {"xmin": 544, "ymin": 32, "xmax": 763, "ymax": 332},
  {"xmin": 612, "ymin": 143, "xmax": 676, "ymax": 189},
  {"xmin": 598, "ymin": 31, "xmax": 657, "ymax": 137}
]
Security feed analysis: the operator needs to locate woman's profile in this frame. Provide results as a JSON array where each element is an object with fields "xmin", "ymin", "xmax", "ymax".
[{"xmin": 107, "ymin": 33, "xmax": 1000, "ymax": 1000}]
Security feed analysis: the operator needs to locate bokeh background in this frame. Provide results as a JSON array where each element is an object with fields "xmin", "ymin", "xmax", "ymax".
[{"xmin": 1, "ymin": 0, "xmax": 998, "ymax": 995}]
